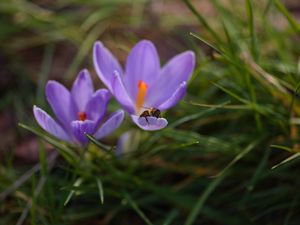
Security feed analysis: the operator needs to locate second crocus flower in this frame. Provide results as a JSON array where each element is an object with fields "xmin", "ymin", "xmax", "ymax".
[
  {"xmin": 33, "ymin": 70, "xmax": 124, "ymax": 146},
  {"xmin": 93, "ymin": 40, "xmax": 195, "ymax": 131}
]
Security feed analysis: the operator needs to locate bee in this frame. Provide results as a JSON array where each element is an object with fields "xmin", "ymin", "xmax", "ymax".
[{"xmin": 139, "ymin": 107, "xmax": 161, "ymax": 123}]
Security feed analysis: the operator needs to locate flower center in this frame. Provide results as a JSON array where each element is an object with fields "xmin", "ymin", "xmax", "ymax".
[
  {"xmin": 136, "ymin": 80, "xmax": 148, "ymax": 113},
  {"xmin": 78, "ymin": 112, "xmax": 87, "ymax": 121}
]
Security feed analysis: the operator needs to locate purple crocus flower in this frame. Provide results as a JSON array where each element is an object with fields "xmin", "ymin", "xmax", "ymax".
[
  {"xmin": 93, "ymin": 40, "xmax": 195, "ymax": 131},
  {"xmin": 33, "ymin": 69, "xmax": 124, "ymax": 145}
]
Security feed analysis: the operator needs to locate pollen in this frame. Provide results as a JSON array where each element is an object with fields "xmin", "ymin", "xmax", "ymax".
[
  {"xmin": 136, "ymin": 80, "xmax": 148, "ymax": 113},
  {"xmin": 78, "ymin": 112, "xmax": 87, "ymax": 121}
]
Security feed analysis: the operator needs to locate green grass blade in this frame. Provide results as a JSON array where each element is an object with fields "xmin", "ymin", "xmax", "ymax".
[
  {"xmin": 170, "ymin": 101, "xmax": 230, "ymax": 128},
  {"xmin": 213, "ymin": 138, "xmax": 262, "ymax": 178},
  {"xmin": 123, "ymin": 191, "xmax": 154, "ymax": 225},
  {"xmin": 36, "ymin": 44, "xmax": 54, "ymax": 106},
  {"xmin": 162, "ymin": 209, "xmax": 179, "ymax": 225},
  {"xmin": 184, "ymin": 174, "xmax": 227, "ymax": 225},
  {"xmin": 19, "ymin": 123, "xmax": 78, "ymax": 164},
  {"xmin": 85, "ymin": 133, "xmax": 112, "ymax": 152},
  {"xmin": 273, "ymin": 0, "xmax": 300, "ymax": 34},
  {"xmin": 64, "ymin": 178, "xmax": 83, "ymax": 206},
  {"xmin": 271, "ymin": 152, "xmax": 300, "ymax": 169},
  {"xmin": 212, "ymin": 82, "xmax": 250, "ymax": 105},
  {"xmin": 65, "ymin": 23, "xmax": 108, "ymax": 81},
  {"xmin": 190, "ymin": 32, "xmax": 222, "ymax": 54},
  {"xmin": 246, "ymin": 147, "xmax": 270, "ymax": 191},
  {"xmin": 96, "ymin": 178, "xmax": 104, "ymax": 204},
  {"xmin": 245, "ymin": 0, "xmax": 262, "ymax": 130},
  {"xmin": 246, "ymin": 0, "xmax": 259, "ymax": 61},
  {"xmin": 182, "ymin": 0, "xmax": 221, "ymax": 43},
  {"xmin": 263, "ymin": 0, "xmax": 273, "ymax": 16},
  {"xmin": 271, "ymin": 144, "xmax": 293, "ymax": 153}
]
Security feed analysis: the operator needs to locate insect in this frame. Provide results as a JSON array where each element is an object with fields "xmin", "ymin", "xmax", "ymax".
[{"xmin": 139, "ymin": 107, "xmax": 161, "ymax": 124}]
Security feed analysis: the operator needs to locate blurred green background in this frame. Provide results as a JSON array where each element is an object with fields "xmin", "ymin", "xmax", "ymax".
[{"xmin": 1, "ymin": 0, "xmax": 300, "ymax": 224}]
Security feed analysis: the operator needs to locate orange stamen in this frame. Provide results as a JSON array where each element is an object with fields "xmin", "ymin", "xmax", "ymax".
[
  {"xmin": 136, "ymin": 80, "xmax": 148, "ymax": 113},
  {"xmin": 78, "ymin": 112, "xmax": 87, "ymax": 121}
]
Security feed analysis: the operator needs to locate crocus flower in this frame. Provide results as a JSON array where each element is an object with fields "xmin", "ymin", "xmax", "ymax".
[
  {"xmin": 33, "ymin": 69, "xmax": 124, "ymax": 145},
  {"xmin": 93, "ymin": 40, "xmax": 195, "ymax": 131}
]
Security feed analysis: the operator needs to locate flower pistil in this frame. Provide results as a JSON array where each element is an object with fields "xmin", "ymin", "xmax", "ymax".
[
  {"xmin": 78, "ymin": 112, "xmax": 87, "ymax": 121},
  {"xmin": 136, "ymin": 80, "xmax": 148, "ymax": 114}
]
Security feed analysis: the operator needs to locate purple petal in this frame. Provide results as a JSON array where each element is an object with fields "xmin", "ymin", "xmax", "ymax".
[
  {"xmin": 131, "ymin": 115, "xmax": 168, "ymax": 131},
  {"xmin": 93, "ymin": 41, "xmax": 123, "ymax": 92},
  {"xmin": 71, "ymin": 69, "xmax": 94, "ymax": 112},
  {"xmin": 33, "ymin": 106, "xmax": 72, "ymax": 142},
  {"xmin": 94, "ymin": 110, "xmax": 124, "ymax": 139},
  {"xmin": 112, "ymin": 71, "xmax": 135, "ymax": 114},
  {"xmin": 124, "ymin": 40, "xmax": 160, "ymax": 101},
  {"xmin": 158, "ymin": 82, "xmax": 187, "ymax": 111},
  {"xmin": 85, "ymin": 89, "xmax": 110, "ymax": 124},
  {"xmin": 116, "ymin": 131, "xmax": 131, "ymax": 157},
  {"xmin": 71, "ymin": 120, "xmax": 95, "ymax": 145},
  {"xmin": 147, "ymin": 51, "xmax": 195, "ymax": 107},
  {"xmin": 46, "ymin": 81, "xmax": 77, "ymax": 130}
]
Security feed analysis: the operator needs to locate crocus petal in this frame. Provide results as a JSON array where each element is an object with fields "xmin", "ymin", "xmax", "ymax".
[
  {"xmin": 33, "ymin": 106, "xmax": 71, "ymax": 142},
  {"xmin": 85, "ymin": 89, "xmax": 110, "ymax": 124},
  {"xmin": 131, "ymin": 115, "xmax": 168, "ymax": 131},
  {"xmin": 147, "ymin": 51, "xmax": 195, "ymax": 107},
  {"xmin": 116, "ymin": 131, "xmax": 131, "ymax": 157},
  {"xmin": 46, "ymin": 81, "xmax": 77, "ymax": 130},
  {"xmin": 112, "ymin": 71, "xmax": 135, "ymax": 114},
  {"xmin": 124, "ymin": 40, "xmax": 160, "ymax": 100},
  {"xmin": 93, "ymin": 41, "xmax": 123, "ymax": 92},
  {"xmin": 71, "ymin": 120, "xmax": 95, "ymax": 145},
  {"xmin": 94, "ymin": 110, "xmax": 124, "ymax": 139},
  {"xmin": 71, "ymin": 69, "xmax": 94, "ymax": 111},
  {"xmin": 157, "ymin": 82, "xmax": 187, "ymax": 111}
]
